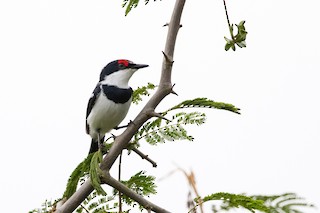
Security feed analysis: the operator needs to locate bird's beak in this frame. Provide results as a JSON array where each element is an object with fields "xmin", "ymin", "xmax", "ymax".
[{"xmin": 131, "ymin": 64, "xmax": 149, "ymax": 69}]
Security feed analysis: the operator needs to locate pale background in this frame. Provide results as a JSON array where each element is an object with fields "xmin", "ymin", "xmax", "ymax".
[{"xmin": 0, "ymin": 0, "xmax": 319, "ymax": 212}]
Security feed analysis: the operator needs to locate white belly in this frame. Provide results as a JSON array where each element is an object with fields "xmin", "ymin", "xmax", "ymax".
[{"xmin": 87, "ymin": 93, "xmax": 132, "ymax": 140}]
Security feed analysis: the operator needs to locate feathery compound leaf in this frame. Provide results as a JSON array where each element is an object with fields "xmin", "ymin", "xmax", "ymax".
[
  {"xmin": 63, "ymin": 154, "xmax": 93, "ymax": 198},
  {"xmin": 132, "ymin": 83, "xmax": 156, "ymax": 104},
  {"xmin": 76, "ymin": 191, "xmax": 118, "ymax": 213},
  {"xmin": 89, "ymin": 151, "xmax": 107, "ymax": 196},
  {"xmin": 134, "ymin": 112, "xmax": 205, "ymax": 145},
  {"xmin": 250, "ymin": 193, "xmax": 315, "ymax": 213},
  {"xmin": 116, "ymin": 171, "xmax": 157, "ymax": 207},
  {"xmin": 193, "ymin": 192, "xmax": 270, "ymax": 213},
  {"xmin": 167, "ymin": 98, "xmax": 240, "ymax": 114}
]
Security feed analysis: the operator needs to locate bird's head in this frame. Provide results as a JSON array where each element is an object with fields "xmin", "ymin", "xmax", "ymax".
[{"xmin": 99, "ymin": 59, "xmax": 149, "ymax": 87}]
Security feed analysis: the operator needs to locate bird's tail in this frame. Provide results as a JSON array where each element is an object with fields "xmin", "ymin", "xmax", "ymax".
[{"xmin": 88, "ymin": 136, "xmax": 105, "ymax": 154}]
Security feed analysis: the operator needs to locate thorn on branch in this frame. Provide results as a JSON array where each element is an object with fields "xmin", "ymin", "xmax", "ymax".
[
  {"xmin": 162, "ymin": 51, "xmax": 174, "ymax": 64},
  {"xmin": 163, "ymin": 23, "xmax": 182, "ymax": 28},
  {"xmin": 171, "ymin": 83, "xmax": 178, "ymax": 96},
  {"xmin": 148, "ymin": 111, "xmax": 171, "ymax": 122}
]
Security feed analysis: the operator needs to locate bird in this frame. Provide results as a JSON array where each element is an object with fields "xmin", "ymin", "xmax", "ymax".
[{"xmin": 86, "ymin": 59, "xmax": 149, "ymax": 154}]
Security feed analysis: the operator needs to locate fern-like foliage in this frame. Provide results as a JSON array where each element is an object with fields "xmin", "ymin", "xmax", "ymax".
[
  {"xmin": 28, "ymin": 200, "xmax": 53, "ymax": 213},
  {"xmin": 116, "ymin": 171, "xmax": 157, "ymax": 208},
  {"xmin": 132, "ymin": 83, "xmax": 156, "ymax": 104},
  {"xmin": 209, "ymin": 192, "xmax": 315, "ymax": 213},
  {"xmin": 250, "ymin": 193, "xmax": 315, "ymax": 213},
  {"xmin": 134, "ymin": 111, "xmax": 206, "ymax": 145},
  {"xmin": 193, "ymin": 192, "xmax": 270, "ymax": 213},
  {"xmin": 76, "ymin": 191, "xmax": 119, "ymax": 213},
  {"xmin": 166, "ymin": 98, "xmax": 240, "ymax": 114},
  {"xmin": 63, "ymin": 154, "xmax": 93, "ymax": 198}
]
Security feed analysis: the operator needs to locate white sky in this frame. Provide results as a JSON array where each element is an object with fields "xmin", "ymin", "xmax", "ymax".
[{"xmin": 0, "ymin": 0, "xmax": 319, "ymax": 212}]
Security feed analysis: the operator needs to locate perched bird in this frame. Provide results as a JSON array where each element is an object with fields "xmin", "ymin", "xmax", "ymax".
[{"xmin": 86, "ymin": 59, "xmax": 149, "ymax": 154}]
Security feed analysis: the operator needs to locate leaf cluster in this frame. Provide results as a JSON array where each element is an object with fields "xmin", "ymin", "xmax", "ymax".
[
  {"xmin": 76, "ymin": 191, "xmax": 118, "ymax": 213},
  {"xmin": 208, "ymin": 192, "xmax": 315, "ymax": 213},
  {"xmin": 134, "ymin": 111, "xmax": 205, "ymax": 145},
  {"xmin": 225, "ymin": 20, "xmax": 248, "ymax": 51},
  {"xmin": 28, "ymin": 200, "xmax": 53, "ymax": 213},
  {"xmin": 116, "ymin": 171, "xmax": 157, "ymax": 208},
  {"xmin": 122, "ymin": 0, "xmax": 159, "ymax": 16},
  {"xmin": 132, "ymin": 83, "xmax": 156, "ymax": 104},
  {"xmin": 250, "ymin": 193, "xmax": 315, "ymax": 213},
  {"xmin": 194, "ymin": 192, "xmax": 270, "ymax": 213},
  {"xmin": 133, "ymin": 97, "xmax": 240, "ymax": 147},
  {"xmin": 63, "ymin": 154, "xmax": 93, "ymax": 198},
  {"xmin": 167, "ymin": 97, "xmax": 240, "ymax": 114}
]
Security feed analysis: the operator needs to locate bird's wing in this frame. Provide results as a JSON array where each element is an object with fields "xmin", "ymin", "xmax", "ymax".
[{"xmin": 86, "ymin": 83, "xmax": 101, "ymax": 134}]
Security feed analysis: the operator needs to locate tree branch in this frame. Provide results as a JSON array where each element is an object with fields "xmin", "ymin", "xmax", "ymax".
[
  {"xmin": 55, "ymin": 0, "xmax": 186, "ymax": 212},
  {"xmin": 101, "ymin": 171, "xmax": 171, "ymax": 213},
  {"xmin": 131, "ymin": 147, "xmax": 158, "ymax": 168}
]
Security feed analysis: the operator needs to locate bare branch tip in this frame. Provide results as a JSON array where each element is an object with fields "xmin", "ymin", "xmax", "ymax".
[{"xmin": 131, "ymin": 147, "xmax": 158, "ymax": 168}]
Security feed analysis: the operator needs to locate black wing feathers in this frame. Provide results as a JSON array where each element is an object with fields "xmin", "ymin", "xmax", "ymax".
[{"xmin": 86, "ymin": 83, "xmax": 101, "ymax": 134}]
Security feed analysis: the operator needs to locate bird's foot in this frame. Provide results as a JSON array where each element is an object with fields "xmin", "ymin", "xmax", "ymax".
[{"xmin": 98, "ymin": 140, "xmax": 104, "ymax": 152}]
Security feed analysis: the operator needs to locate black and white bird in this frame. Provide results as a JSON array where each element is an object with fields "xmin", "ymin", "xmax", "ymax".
[{"xmin": 86, "ymin": 59, "xmax": 149, "ymax": 154}]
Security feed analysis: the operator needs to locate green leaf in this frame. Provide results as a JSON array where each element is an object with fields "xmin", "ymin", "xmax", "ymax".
[
  {"xmin": 63, "ymin": 154, "xmax": 93, "ymax": 198},
  {"xmin": 193, "ymin": 192, "xmax": 270, "ymax": 213},
  {"xmin": 250, "ymin": 193, "xmax": 315, "ymax": 213},
  {"xmin": 225, "ymin": 20, "xmax": 247, "ymax": 51},
  {"xmin": 167, "ymin": 98, "xmax": 240, "ymax": 114},
  {"xmin": 116, "ymin": 171, "xmax": 157, "ymax": 207},
  {"xmin": 122, "ymin": 0, "xmax": 158, "ymax": 16},
  {"xmin": 90, "ymin": 151, "xmax": 107, "ymax": 196},
  {"xmin": 236, "ymin": 41, "xmax": 246, "ymax": 48},
  {"xmin": 134, "ymin": 112, "xmax": 205, "ymax": 145},
  {"xmin": 132, "ymin": 83, "xmax": 156, "ymax": 104}
]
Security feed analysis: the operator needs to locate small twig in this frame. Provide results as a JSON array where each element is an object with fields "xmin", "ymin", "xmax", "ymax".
[
  {"xmin": 223, "ymin": 0, "xmax": 235, "ymax": 40},
  {"xmin": 80, "ymin": 204, "xmax": 90, "ymax": 213},
  {"xmin": 131, "ymin": 147, "xmax": 157, "ymax": 167}
]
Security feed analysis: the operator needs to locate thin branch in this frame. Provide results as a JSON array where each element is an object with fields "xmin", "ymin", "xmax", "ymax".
[
  {"xmin": 223, "ymin": 0, "xmax": 234, "ymax": 40},
  {"xmin": 131, "ymin": 147, "xmax": 158, "ymax": 168},
  {"xmin": 55, "ymin": 0, "xmax": 186, "ymax": 212}
]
